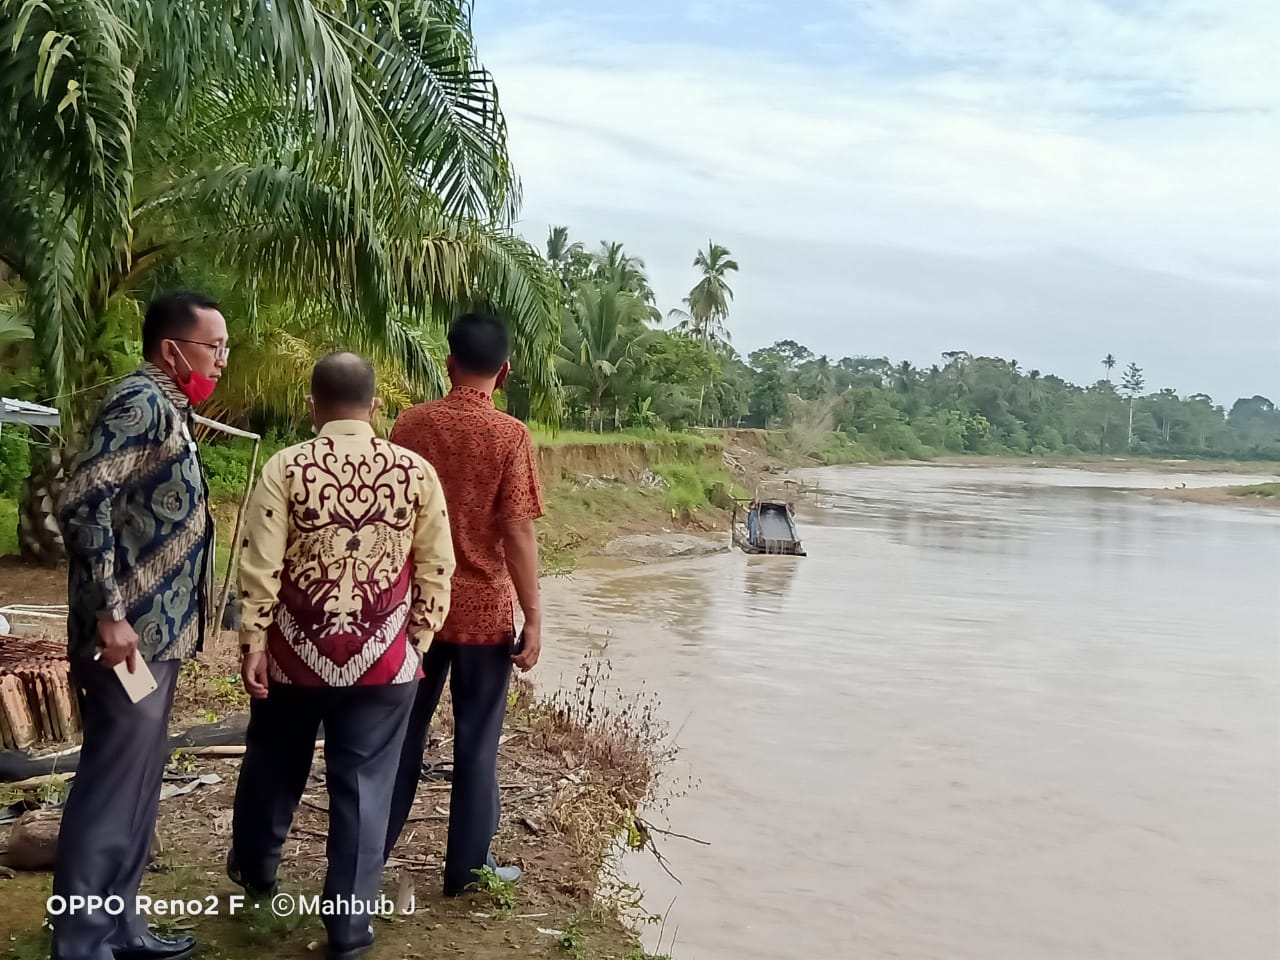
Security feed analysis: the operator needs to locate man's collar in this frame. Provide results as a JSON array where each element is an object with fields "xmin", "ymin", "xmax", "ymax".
[
  {"xmin": 139, "ymin": 361, "xmax": 190, "ymax": 410},
  {"xmin": 317, "ymin": 419, "xmax": 376, "ymax": 438},
  {"xmin": 448, "ymin": 384, "xmax": 494, "ymax": 406}
]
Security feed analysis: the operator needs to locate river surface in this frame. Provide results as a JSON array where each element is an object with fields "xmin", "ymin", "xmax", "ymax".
[{"xmin": 539, "ymin": 465, "xmax": 1280, "ymax": 960}]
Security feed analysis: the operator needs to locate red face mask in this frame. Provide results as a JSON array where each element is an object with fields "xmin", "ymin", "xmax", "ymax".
[
  {"xmin": 179, "ymin": 370, "xmax": 217, "ymax": 406},
  {"xmin": 172, "ymin": 345, "xmax": 218, "ymax": 406}
]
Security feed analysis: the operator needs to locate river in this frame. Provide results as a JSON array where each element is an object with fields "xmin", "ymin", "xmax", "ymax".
[{"xmin": 539, "ymin": 464, "xmax": 1280, "ymax": 960}]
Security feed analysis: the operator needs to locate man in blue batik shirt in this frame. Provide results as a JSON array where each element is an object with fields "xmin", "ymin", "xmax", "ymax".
[{"xmin": 51, "ymin": 291, "xmax": 227, "ymax": 960}]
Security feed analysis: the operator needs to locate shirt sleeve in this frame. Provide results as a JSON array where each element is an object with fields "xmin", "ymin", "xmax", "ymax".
[
  {"xmin": 496, "ymin": 427, "xmax": 545, "ymax": 524},
  {"xmin": 236, "ymin": 452, "xmax": 290, "ymax": 654},
  {"xmin": 408, "ymin": 460, "xmax": 455, "ymax": 652},
  {"xmin": 56, "ymin": 384, "xmax": 163, "ymax": 622}
]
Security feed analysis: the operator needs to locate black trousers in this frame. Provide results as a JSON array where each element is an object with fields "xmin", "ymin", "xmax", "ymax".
[
  {"xmin": 383, "ymin": 640, "xmax": 512, "ymax": 894},
  {"xmin": 230, "ymin": 681, "xmax": 414, "ymax": 946},
  {"xmin": 51, "ymin": 657, "xmax": 183, "ymax": 960}
]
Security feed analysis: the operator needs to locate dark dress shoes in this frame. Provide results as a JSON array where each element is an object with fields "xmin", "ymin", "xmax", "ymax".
[
  {"xmin": 327, "ymin": 927, "xmax": 374, "ymax": 960},
  {"xmin": 225, "ymin": 847, "xmax": 277, "ymax": 898},
  {"xmin": 112, "ymin": 929, "xmax": 197, "ymax": 960}
]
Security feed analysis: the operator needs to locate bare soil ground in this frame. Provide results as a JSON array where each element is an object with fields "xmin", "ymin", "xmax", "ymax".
[
  {"xmin": 1, "ymin": 570, "xmax": 672, "ymax": 960},
  {"xmin": 1145, "ymin": 485, "xmax": 1280, "ymax": 510}
]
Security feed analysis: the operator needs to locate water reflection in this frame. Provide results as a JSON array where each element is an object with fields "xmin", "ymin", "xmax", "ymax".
[
  {"xmin": 742, "ymin": 555, "xmax": 799, "ymax": 603},
  {"xmin": 540, "ymin": 466, "xmax": 1280, "ymax": 960}
]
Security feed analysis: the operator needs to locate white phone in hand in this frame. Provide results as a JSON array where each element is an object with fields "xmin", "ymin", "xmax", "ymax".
[{"xmin": 114, "ymin": 657, "xmax": 159, "ymax": 703}]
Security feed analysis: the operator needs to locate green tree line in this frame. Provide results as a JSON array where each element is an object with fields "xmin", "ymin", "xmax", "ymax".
[
  {"xmin": 531, "ymin": 226, "xmax": 1279, "ymax": 463},
  {"xmin": 2, "ymin": 2, "xmax": 1274, "ymax": 564}
]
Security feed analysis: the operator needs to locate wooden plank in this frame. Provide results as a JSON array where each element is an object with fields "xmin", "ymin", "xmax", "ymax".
[{"xmin": 0, "ymin": 674, "xmax": 36, "ymax": 749}]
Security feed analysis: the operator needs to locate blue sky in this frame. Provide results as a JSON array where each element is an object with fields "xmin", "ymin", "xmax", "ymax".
[{"xmin": 472, "ymin": 0, "xmax": 1278, "ymax": 405}]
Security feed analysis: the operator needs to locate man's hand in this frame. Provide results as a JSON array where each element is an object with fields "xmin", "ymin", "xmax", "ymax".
[
  {"xmin": 242, "ymin": 651, "xmax": 270, "ymax": 699},
  {"xmin": 96, "ymin": 618, "xmax": 139, "ymax": 672},
  {"xmin": 512, "ymin": 622, "xmax": 542, "ymax": 672}
]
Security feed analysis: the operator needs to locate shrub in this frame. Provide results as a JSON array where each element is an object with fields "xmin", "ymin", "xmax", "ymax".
[{"xmin": 0, "ymin": 426, "xmax": 32, "ymax": 499}]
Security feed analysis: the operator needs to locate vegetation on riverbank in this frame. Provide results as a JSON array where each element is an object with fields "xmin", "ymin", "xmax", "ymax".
[
  {"xmin": 1231, "ymin": 482, "xmax": 1280, "ymax": 498},
  {"xmin": 1147, "ymin": 481, "xmax": 1280, "ymax": 510},
  {"xmin": 0, "ymin": 636, "xmax": 679, "ymax": 960}
]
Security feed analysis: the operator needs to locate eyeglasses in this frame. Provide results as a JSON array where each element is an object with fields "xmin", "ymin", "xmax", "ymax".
[{"xmin": 171, "ymin": 338, "xmax": 230, "ymax": 361}]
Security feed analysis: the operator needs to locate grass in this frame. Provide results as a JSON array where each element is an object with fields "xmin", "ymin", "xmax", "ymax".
[
  {"xmin": 529, "ymin": 425, "xmax": 720, "ymax": 469},
  {"xmin": 530, "ymin": 424, "xmax": 713, "ymax": 450},
  {"xmin": 1230, "ymin": 482, "xmax": 1280, "ymax": 498},
  {"xmin": 650, "ymin": 462, "xmax": 739, "ymax": 512},
  {"xmin": 557, "ymin": 918, "xmax": 587, "ymax": 957},
  {"xmin": 1, "ymin": 647, "xmax": 678, "ymax": 959},
  {"xmin": 467, "ymin": 865, "xmax": 519, "ymax": 912},
  {"xmin": 534, "ymin": 457, "xmax": 739, "ymax": 575},
  {"xmin": 0, "ymin": 497, "xmax": 16, "ymax": 557}
]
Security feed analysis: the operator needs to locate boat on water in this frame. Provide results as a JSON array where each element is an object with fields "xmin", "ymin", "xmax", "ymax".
[{"xmin": 731, "ymin": 479, "xmax": 807, "ymax": 556}]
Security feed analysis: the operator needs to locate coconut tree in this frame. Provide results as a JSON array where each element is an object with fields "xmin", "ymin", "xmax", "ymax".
[
  {"xmin": 589, "ymin": 242, "xmax": 660, "ymax": 320},
  {"xmin": 1, "ymin": 0, "xmax": 561, "ymax": 562},
  {"xmin": 1103, "ymin": 354, "xmax": 1117, "ymax": 381},
  {"xmin": 195, "ymin": 290, "xmax": 450, "ymax": 436},
  {"xmin": 557, "ymin": 281, "xmax": 656, "ymax": 431},
  {"xmin": 545, "ymin": 226, "xmax": 583, "ymax": 299},
  {"xmin": 668, "ymin": 240, "xmax": 739, "ymax": 349}
]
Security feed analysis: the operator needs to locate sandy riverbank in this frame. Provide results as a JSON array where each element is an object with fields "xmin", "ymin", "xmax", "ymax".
[{"xmin": 1145, "ymin": 483, "xmax": 1280, "ymax": 510}]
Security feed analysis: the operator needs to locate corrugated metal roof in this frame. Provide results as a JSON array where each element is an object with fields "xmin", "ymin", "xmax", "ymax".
[{"xmin": 0, "ymin": 398, "xmax": 60, "ymax": 426}]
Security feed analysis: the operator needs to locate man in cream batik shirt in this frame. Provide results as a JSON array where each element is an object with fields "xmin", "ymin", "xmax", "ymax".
[{"xmin": 226, "ymin": 353, "xmax": 455, "ymax": 960}]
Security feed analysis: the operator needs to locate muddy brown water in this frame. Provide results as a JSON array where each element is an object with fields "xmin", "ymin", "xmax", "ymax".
[{"xmin": 540, "ymin": 465, "xmax": 1280, "ymax": 960}]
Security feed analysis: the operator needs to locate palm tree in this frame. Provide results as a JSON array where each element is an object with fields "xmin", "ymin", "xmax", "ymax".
[
  {"xmin": 198, "ymin": 294, "xmax": 449, "ymax": 435},
  {"xmin": 1103, "ymin": 354, "xmax": 1117, "ymax": 381},
  {"xmin": 546, "ymin": 227, "xmax": 581, "ymax": 269},
  {"xmin": 1026, "ymin": 369, "xmax": 1043, "ymax": 404},
  {"xmin": 669, "ymin": 241, "xmax": 738, "ymax": 349},
  {"xmin": 557, "ymin": 281, "xmax": 656, "ymax": 431},
  {"xmin": 0, "ymin": 290, "xmax": 33, "ymax": 346},
  {"xmin": 589, "ymin": 242, "xmax": 659, "ymax": 320},
  {"xmin": 895, "ymin": 361, "xmax": 916, "ymax": 393},
  {"xmin": 545, "ymin": 225, "xmax": 583, "ymax": 297},
  {"xmin": 1, "ymin": 0, "xmax": 561, "ymax": 562}
]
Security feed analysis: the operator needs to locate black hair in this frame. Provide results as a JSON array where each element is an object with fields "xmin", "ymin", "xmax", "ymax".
[
  {"xmin": 141, "ymin": 291, "xmax": 221, "ymax": 359},
  {"xmin": 311, "ymin": 352, "xmax": 376, "ymax": 408},
  {"xmin": 447, "ymin": 311, "xmax": 510, "ymax": 376}
]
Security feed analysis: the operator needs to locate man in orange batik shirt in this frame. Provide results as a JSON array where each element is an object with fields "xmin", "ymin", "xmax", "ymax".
[{"xmin": 383, "ymin": 311, "xmax": 544, "ymax": 896}]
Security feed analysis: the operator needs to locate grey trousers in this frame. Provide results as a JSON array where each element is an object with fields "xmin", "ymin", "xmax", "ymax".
[
  {"xmin": 384, "ymin": 641, "xmax": 512, "ymax": 894},
  {"xmin": 50, "ymin": 656, "xmax": 183, "ymax": 960},
  {"xmin": 230, "ymin": 681, "xmax": 415, "ymax": 947}
]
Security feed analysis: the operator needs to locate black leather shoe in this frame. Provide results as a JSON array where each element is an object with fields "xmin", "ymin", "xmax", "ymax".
[
  {"xmin": 226, "ymin": 847, "xmax": 277, "ymax": 898},
  {"xmin": 112, "ymin": 930, "xmax": 196, "ymax": 960},
  {"xmin": 327, "ymin": 927, "xmax": 374, "ymax": 960}
]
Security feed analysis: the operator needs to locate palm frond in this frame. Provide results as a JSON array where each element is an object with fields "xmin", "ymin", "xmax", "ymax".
[{"xmin": 0, "ymin": 0, "xmax": 137, "ymax": 263}]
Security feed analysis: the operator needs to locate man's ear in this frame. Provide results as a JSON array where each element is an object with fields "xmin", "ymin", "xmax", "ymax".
[{"xmin": 157, "ymin": 339, "xmax": 180, "ymax": 378}]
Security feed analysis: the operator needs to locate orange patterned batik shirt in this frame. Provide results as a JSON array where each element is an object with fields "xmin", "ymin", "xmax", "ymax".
[{"xmin": 389, "ymin": 385, "xmax": 544, "ymax": 645}]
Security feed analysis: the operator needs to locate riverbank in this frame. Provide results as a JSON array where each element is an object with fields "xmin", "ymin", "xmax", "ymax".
[
  {"xmin": 1145, "ymin": 482, "xmax": 1280, "ymax": 510},
  {"xmin": 0, "ymin": 611, "xmax": 676, "ymax": 960},
  {"xmin": 533, "ymin": 432, "xmax": 740, "ymax": 573},
  {"xmin": 0, "ymin": 434, "xmax": 717, "ymax": 958},
  {"xmin": 912, "ymin": 455, "xmax": 1280, "ymax": 475}
]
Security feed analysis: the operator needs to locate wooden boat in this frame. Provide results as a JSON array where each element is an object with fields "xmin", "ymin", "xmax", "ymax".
[{"xmin": 731, "ymin": 479, "xmax": 806, "ymax": 556}]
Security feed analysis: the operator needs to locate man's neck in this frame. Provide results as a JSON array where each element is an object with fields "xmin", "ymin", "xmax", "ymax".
[
  {"xmin": 142, "ymin": 358, "xmax": 178, "ymax": 385},
  {"xmin": 449, "ymin": 375, "xmax": 497, "ymax": 395}
]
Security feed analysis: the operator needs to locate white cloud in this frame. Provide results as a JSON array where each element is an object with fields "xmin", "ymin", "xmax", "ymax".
[
  {"xmin": 853, "ymin": 0, "xmax": 1280, "ymax": 111},
  {"xmin": 479, "ymin": 3, "xmax": 1279, "ymax": 403}
]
